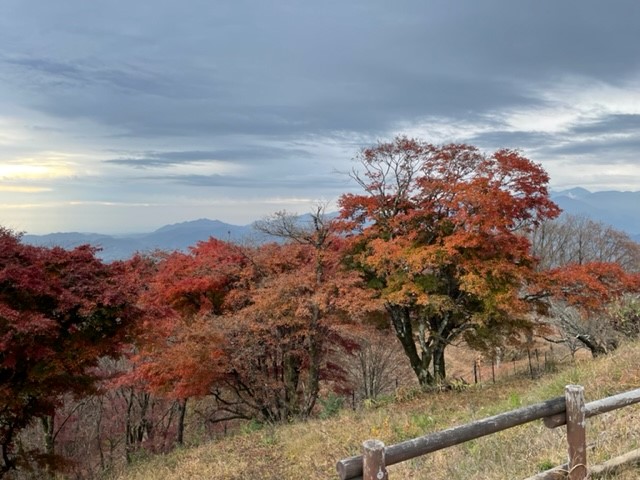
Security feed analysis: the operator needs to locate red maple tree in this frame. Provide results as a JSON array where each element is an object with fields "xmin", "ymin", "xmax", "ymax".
[{"xmin": 0, "ymin": 228, "xmax": 138, "ymax": 476}]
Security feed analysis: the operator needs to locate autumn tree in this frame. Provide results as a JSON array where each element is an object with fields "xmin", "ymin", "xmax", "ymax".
[
  {"xmin": 529, "ymin": 216, "xmax": 640, "ymax": 356},
  {"xmin": 539, "ymin": 262, "xmax": 640, "ymax": 357},
  {"xmin": 339, "ymin": 137, "xmax": 560, "ymax": 386},
  {"xmin": 608, "ymin": 293, "xmax": 640, "ymax": 338},
  {"xmin": 209, "ymin": 209, "xmax": 367, "ymax": 422},
  {"xmin": 0, "ymin": 228, "xmax": 138, "ymax": 477},
  {"xmin": 121, "ymin": 241, "xmax": 245, "ymax": 451},
  {"xmin": 531, "ymin": 214, "xmax": 640, "ymax": 271},
  {"xmin": 338, "ymin": 324, "xmax": 414, "ymax": 402},
  {"xmin": 253, "ymin": 208, "xmax": 345, "ymax": 417}
]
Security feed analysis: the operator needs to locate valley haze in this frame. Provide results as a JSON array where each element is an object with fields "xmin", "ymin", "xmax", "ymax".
[{"xmin": 22, "ymin": 188, "xmax": 640, "ymax": 262}]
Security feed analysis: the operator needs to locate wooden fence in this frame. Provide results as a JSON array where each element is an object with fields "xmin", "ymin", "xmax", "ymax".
[{"xmin": 336, "ymin": 385, "xmax": 640, "ymax": 480}]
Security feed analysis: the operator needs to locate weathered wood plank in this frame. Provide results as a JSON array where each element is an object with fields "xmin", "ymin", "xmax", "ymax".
[
  {"xmin": 336, "ymin": 396, "xmax": 566, "ymax": 480},
  {"xmin": 590, "ymin": 448, "xmax": 640, "ymax": 478},
  {"xmin": 523, "ymin": 463, "xmax": 568, "ymax": 480},
  {"xmin": 544, "ymin": 387, "xmax": 640, "ymax": 428}
]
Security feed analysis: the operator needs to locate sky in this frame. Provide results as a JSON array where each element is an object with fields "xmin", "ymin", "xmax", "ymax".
[{"xmin": 1, "ymin": 1, "xmax": 640, "ymax": 235}]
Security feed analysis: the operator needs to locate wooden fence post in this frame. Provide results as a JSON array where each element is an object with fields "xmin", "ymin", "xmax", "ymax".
[
  {"xmin": 528, "ymin": 349, "xmax": 534, "ymax": 379},
  {"xmin": 491, "ymin": 357, "xmax": 496, "ymax": 384},
  {"xmin": 363, "ymin": 439, "xmax": 387, "ymax": 480},
  {"xmin": 565, "ymin": 385, "xmax": 587, "ymax": 480}
]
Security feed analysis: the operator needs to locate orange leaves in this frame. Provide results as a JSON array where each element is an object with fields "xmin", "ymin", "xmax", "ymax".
[
  {"xmin": 340, "ymin": 136, "xmax": 559, "ymax": 297},
  {"xmin": 545, "ymin": 262, "xmax": 640, "ymax": 312},
  {"xmin": 131, "ymin": 314, "xmax": 227, "ymax": 399},
  {"xmin": 123, "ymin": 224, "xmax": 372, "ymax": 420},
  {"xmin": 122, "ymin": 240, "xmax": 248, "ymax": 400}
]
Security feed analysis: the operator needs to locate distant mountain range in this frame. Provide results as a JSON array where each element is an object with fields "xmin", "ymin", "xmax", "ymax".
[
  {"xmin": 550, "ymin": 188, "xmax": 640, "ymax": 242},
  {"xmin": 23, "ymin": 219, "xmax": 266, "ymax": 262},
  {"xmin": 22, "ymin": 188, "xmax": 639, "ymax": 261}
]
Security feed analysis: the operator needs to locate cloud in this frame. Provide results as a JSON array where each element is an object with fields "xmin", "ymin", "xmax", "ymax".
[
  {"xmin": 104, "ymin": 146, "xmax": 313, "ymax": 168},
  {"xmin": 569, "ymin": 114, "xmax": 640, "ymax": 135},
  {"xmin": 3, "ymin": 1, "xmax": 638, "ymax": 147},
  {"xmin": 150, "ymin": 172, "xmax": 350, "ymax": 191},
  {"xmin": 544, "ymin": 136, "xmax": 640, "ymax": 158},
  {"xmin": 467, "ymin": 130, "xmax": 556, "ymax": 151}
]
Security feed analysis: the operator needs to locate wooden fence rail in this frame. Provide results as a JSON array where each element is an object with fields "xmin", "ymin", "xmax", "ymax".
[{"xmin": 336, "ymin": 385, "xmax": 640, "ymax": 480}]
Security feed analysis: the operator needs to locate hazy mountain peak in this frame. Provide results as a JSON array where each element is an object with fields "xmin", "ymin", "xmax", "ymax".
[
  {"xmin": 552, "ymin": 187, "xmax": 592, "ymax": 199},
  {"xmin": 153, "ymin": 218, "xmax": 235, "ymax": 234},
  {"xmin": 551, "ymin": 188, "xmax": 640, "ymax": 237}
]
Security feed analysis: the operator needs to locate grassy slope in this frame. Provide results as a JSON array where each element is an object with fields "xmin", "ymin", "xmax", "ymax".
[{"xmin": 114, "ymin": 342, "xmax": 640, "ymax": 480}]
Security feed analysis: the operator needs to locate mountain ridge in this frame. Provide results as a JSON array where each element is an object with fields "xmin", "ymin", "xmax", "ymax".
[
  {"xmin": 21, "ymin": 189, "xmax": 640, "ymax": 261},
  {"xmin": 550, "ymin": 188, "xmax": 640, "ymax": 238},
  {"xmin": 23, "ymin": 218, "xmax": 262, "ymax": 262}
]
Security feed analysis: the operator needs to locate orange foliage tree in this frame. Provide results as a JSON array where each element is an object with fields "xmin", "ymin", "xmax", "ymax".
[
  {"xmin": 125, "ymin": 213, "xmax": 370, "ymax": 423},
  {"xmin": 339, "ymin": 136, "xmax": 560, "ymax": 386},
  {"xmin": 122, "ymin": 239, "xmax": 245, "ymax": 440},
  {"xmin": 212, "ymin": 209, "xmax": 368, "ymax": 421},
  {"xmin": 538, "ymin": 261, "xmax": 640, "ymax": 356}
]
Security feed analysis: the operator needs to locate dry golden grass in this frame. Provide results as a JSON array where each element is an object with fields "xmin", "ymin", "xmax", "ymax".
[{"xmin": 112, "ymin": 341, "xmax": 640, "ymax": 480}]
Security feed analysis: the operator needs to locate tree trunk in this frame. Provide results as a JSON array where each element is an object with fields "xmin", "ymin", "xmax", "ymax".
[
  {"xmin": 303, "ymin": 304, "xmax": 321, "ymax": 418},
  {"xmin": 95, "ymin": 397, "xmax": 105, "ymax": 471},
  {"xmin": 176, "ymin": 398, "xmax": 187, "ymax": 446},
  {"xmin": 283, "ymin": 351, "xmax": 302, "ymax": 419},
  {"xmin": 125, "ymin": 389, "xmax": 135, "ymax": 464},
  {"xmin": 387, "ymin": 305, "xmax": 435, "ymax": 386},
  {"xmin": 41, "ymin": 415, "xmax": 55, "ymax": 457},
  {"xmin": 432, "ymin": 343, "xmax": 446, "ymax": 382},
  {"xmin": 576, "ymin": 334, "xmax": 610, "ymax": 358},
  {"xmin": 0, "ymin": 425, "xmax": 17, "ymax": 479},
  {"xmin": 40, "ymin": 415, "xmax": 55, "ymax": 479}
]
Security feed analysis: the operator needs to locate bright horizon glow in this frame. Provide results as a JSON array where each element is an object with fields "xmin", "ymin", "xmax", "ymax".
[{"xmin": 0, "ymin": 161, "xmax": 74, "ymax": 180}]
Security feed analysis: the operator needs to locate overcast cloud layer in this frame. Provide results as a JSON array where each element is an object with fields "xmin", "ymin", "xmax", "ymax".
[{"xmin": 1, "ymin": 0, "xmax": 639, "ymax": 234}]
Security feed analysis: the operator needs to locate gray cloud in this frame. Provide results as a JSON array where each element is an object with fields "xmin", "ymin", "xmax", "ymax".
[
  {"xmin": 468, "ymin": 130, "xmax": 557, "ymax": 151},
  {"xmin": 569, "ymin": 114, "xmax": 640, "ymax": 135},
  {"xmin": 544, "ymin": 136, "xmax": 640, "ymax": 158},
  {"xmin": 159, "ymin": 173, "xmax": 349, "ymax": 190},
  {"xmin": 105, "ymin": 146, "xmax": 313, "ymax": 168},
  {"xmin": 6, "ymin": 0, "xmax": 638, "ymax": 140}
]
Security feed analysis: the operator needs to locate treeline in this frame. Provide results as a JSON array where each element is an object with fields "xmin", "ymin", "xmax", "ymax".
[{"xmin": 1, "ymin": 137, "xmax": 639, "ymax": 478}]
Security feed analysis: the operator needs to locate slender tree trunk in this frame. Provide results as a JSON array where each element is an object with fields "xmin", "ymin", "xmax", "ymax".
[
  {"xmin": 95, "ymin": 397, "xmax": 105, "ymax": 471},
  {"xmin": 176, "ymin": 398, "xmax": 188, "ymax": 446},
  {"xmin": 283, "ymin": 351, "xmax": 301, "ymax": 418},
  {"xmin": 303, "ymin": 304, "xmax": 321, "ymax": 418},
  {"xmin": 41, "ymin": 415, "xmax": 55, "ymax": 457},
  {"xmin": 125, "ymin": 389, "xmax": 135, "ymax": 464},
  {"xmin": 40, "ymin": 415, "xmax": 55, "ymax": 479},
  {"xmin": 1, "ymin": 424, "xmax": 16, "ymax": 479}
]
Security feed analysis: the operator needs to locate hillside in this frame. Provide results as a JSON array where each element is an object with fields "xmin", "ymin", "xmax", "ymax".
[{"xmin": 112, "ymin": 341, "xmax": 640, "ymax": 480}]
